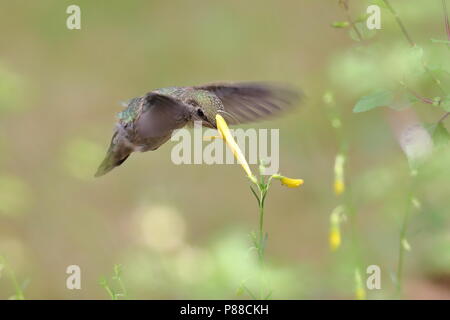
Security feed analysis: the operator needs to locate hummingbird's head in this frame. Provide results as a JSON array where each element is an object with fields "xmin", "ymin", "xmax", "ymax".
[
  {"xmin": 192, "ymin": 106, "xmax": 217, "ymax": 128},
  {"xmin": 95, "ymin": 125, "xmax": 134, "ymax": 177}
]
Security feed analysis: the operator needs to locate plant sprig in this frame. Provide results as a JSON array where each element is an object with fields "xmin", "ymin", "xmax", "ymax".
[{"xmin": 99, "ymin": 264, "xmax": 127, "ymax": 300}]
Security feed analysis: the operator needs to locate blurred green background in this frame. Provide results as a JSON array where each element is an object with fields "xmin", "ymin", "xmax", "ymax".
[{"xmin": 0, "ymin": 0, "xmax": 449, "ymax": 299}]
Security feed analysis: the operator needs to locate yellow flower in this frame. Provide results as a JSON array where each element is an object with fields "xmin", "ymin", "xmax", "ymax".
[
  {"xmin": 216, "ymin": 114, "xmax": 257, "ymax": 184},
  {"xmin": 329, "ymin": 225, "xmax": 341, "ymax": 251},
  {"xmin": 329, "ymin": 205, "xmax": 344, "ymax": 251},
  {"xmin": 280, "ymin": 177, "xmax": 304, "ymax": 188},
  {"xmin": 354, "ymin": 269, "xmax": 366, "ymax": 300},
  {"xmin": 355, "ymin": 287, "xmax": 366, "ymax": 300},
  {"xmin": 334, "ymin": 153, "xmax": 345, "ymax": 196},
  {"xmin": 334, "ymin": 180, "xmax": 345, "ymax": 195},
  {"xmin": 271, "ymin": 174, "xmax": 304, "ymax": 188}
]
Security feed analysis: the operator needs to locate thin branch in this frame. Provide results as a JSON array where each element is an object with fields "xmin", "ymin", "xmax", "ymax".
[
  {"xmin": 339, "ymin": 0, "xmax": 363, "ymax": 41},
  {"xmin": 438, "ymin": 0, "xmax": 450, "ymax": 123},
  {"xmin": 443, "ymin": 0, "xmax": 450, "ymax": 43},
  {"xmin": 384, "ymin": 0, "xmax": 448, "ymax": 122},
  {"xmin": 383, "ymin": 0, "xmax": 415, "ymax": 46},
  {"xmin": 405, "ymin": 88, "xmax": 435, "ymax": 105},
  {"xmin": 438, "ymin": 112, "xmax": 450, "ymax": 122},
  {"xmin": 396, "ymin": 178, "xmax": 416, "ymax": 298}
]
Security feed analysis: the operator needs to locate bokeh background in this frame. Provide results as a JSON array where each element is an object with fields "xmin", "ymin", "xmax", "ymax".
[{"xmin": 0, "ymin": 0, "xmax": 449, "ymax": 299}]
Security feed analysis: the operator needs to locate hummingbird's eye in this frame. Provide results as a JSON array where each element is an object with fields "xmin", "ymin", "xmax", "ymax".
[{"xmin": 197, "ymin": 108, "xmax": 206, "ymax": 119}]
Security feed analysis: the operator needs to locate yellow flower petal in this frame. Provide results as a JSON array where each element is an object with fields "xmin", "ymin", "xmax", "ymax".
[
  {"xmin": 216, "ymin": 114, "xmax": 256, "ymax": 182},
  {"xmin": 329, "ymin": 226, "xmax": 341, "ymax": 251},
  {"xmin": 334, "ymin": 179, "xmax": 345, "ymax": 195},
  {"xmin": 354, "ymin": 269, "xmax": 366, "ymax": 300},
  {"xmin": 334, "ymin": 154, "xmax": 345, "ymax": 196},
  {"xmin": 355, "ymin": 287, "xmax": 366, "ymax": 300},
  {"xmin": 280, "ymin": 177, "xmax": 304, "ymax": 188}
]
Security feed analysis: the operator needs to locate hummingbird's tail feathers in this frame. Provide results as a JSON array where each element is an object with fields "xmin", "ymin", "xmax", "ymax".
[
  {"xmin": 194, "ymin": 82, "xmax": 303, "ymax": 125},
  {"xmin": 95, "ymin": 153, "xmax": 130, "ymax": 177},
  {"xmin": 94, "ymin": 135, "xmax": 132, "ymax": 178}
]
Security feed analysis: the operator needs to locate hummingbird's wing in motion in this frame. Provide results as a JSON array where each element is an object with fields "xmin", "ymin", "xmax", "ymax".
[
  {"xmin": 194, "ymin": 82, "xmax": 302, "ymax": 125},
  {"xmin": 135, "ymin": 92, "xmax": 191, "ymax": 138},
  {"xmin": 94, "ymin": 93, "xmax": 190, "ymax": 177}
]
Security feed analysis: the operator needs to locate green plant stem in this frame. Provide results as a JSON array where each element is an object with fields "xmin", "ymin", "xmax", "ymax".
[
  {"xmin": 11, "ymin": 272, "xmax": 25, "ymax": 300},
  {"xmin": 438, "ymin": 112, "xmax": 450, "ymax": 122},
  {"xmin": 385, "ymin": 0, "xmax": 449, "ymax": 123},
  {"xmin": 0, "ymin": 257, "xmax": 25, "ymax": 300},
  {"xmin": 118, "ymin": 279, "xmax": 127, "ymax": 298},
  {"xmin": 396, "ymin": 175, "xmax": 416, "ymax": 298},
  {"xmin": 107, "ymin": 287, "xmax": 117, "ymax": 300},
  {"xmin": 249, "ymin": 176, "xmax": 273, "ymax": 299},
  {"xmin": 382, "ymin": 0, "xmax": 415, "ymax": 46},
  {"xmin": 242, "ymin": 284, "xmax": 257, "ymax": 299},
  {"xmin": 380, "ymin": 1, "xmax": 426, "ymax": 293},
  {"xmin": 339, "ymin": 0, "xmax": 363, "ymax": 41},
  {"xmin": 442, "ymin": 0, "xmax": 450, "ymax": 43},
  {"xmin": 441, "ymin": 0, "xmax": 450, "ymax": 122},
  {"xmin": 385, "ymin": 0, "xmax": 445, "ymax": 93},
  {"xmin": 338, "ymin": 124, "xmax": 362, "ymax": 297},
  {"xmin": 257, "ymin": 188, "xmax": 267, "ymax": 263}
]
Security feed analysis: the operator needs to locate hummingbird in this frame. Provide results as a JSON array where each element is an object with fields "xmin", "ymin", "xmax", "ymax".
[{"xmin": 95, "ymin": 82, "xmax": 302, "ymax": 177}]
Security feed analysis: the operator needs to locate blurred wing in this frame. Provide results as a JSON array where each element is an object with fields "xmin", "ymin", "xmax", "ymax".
[
  {"xmin": 194, "ymin": 82, "xmax": 302, "ymax": 124},
  {"xmin": 136, "ymin": 93, "xmax": 190, "ymax": 137}
]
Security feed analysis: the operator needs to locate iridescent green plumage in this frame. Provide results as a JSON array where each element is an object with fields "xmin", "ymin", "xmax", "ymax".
[{"xmin": 96, "ymin": 82, "xmax": 302, "ymax": 177}]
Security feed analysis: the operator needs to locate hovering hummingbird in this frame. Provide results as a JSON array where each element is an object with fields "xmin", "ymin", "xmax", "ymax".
[{"xmin": 95, "ymin": 82, "xmax": 302, "ymax": 177}]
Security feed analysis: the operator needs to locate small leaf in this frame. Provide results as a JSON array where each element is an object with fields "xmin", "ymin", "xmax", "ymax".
[
  {"xmin": 349, "ymin": 22, "xmax": 376, "ymax": 42},
  {"xmin": 113, "ymin": 264, "xmax": 122, "ymax": 278},
  {"xmin": 236, "ymin": 284, "xmax": 244, "ymax": 296},
  {"xmin": 332, "ymin": 21, "xmax": 350, "ymax": 28},
  {"xmin": 432, "ymin": 122, "xmax": 450, "ymax": 147},
  {"xmin": 402, "ymin": 238, "xmax": 412, "ymax": 251},
  {"xmin": 354, "ymin": 13, "xmax": 371, "ymax": 23},
  {"xmin": 409, "ymin": 46, "xmax": 424, "ymax": 62},
  {"xmin": 411, "ymin": 197, "xmax": 421, "ymax": 210},
  {"xmin": 369, "ymin": 0, "xmax": 388, "ymax": 9},
  {"xmin": 390, "ymin": 92, "xmax": 413, "ymax": 111},
  {"xmin": 439, "ymin": 95, "xmax": 450, "ymax": 112},
  {"xmin": 406, "ymin": 92, "xmax": 420, "ymax": 105},
  {"xmin": 431, "ymin": 38, "xmax": 450, "ymax": 44},
  {"xmin": 353, "ymin": 90, "xmax": 394, "ymax": 113},
  {"xmin": 264, "ymin": 290, "xmax": 273, "ymax": 300},
  {"xmin": 98, "ymin": 277, "xmax": 107, "ymax": 287},
  {"xmin": 433, "ymin": 96, "xmax": 442, "ymax": 107},
  {"xmin": 249, "ymin": 186, "xmax": 260, "ymax": 202}
]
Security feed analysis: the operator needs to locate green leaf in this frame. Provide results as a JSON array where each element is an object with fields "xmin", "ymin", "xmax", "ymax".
[
  {"xmin": 354, "ymin": 13, "xmax": 371, "ymax": 23},
  {"xmin": 331, "ymin": 21, "xmax": 350, "ymax": 28},
  {"xmin": 369, "ymin": 0, "xmax": 388, "ymax": 9},
  {"xmin": 439, "ymin": 95, "xmax": 450, "ymax": 112},
  {"xmin": 113, "ymin": 264, "xmax": 122, "ymax": 278},
  {"xmin": 432, "ymin": 122, "xmax": 450, "ymax": 147},
  {"xmin": 348, "ymin": 22, "xmax": 376, "ymax": 42},
  {"xmin": 431, "ymin": 38, "xmax": 450, "ymax": 44},
  {"xmin": 409, "ymin": 45, "xmax": 424, "ymax": 62},
  {"xmin": 406, "ymin": 92, "xmax": 420, "ymax": 105},
  {"xmin": 353, "ymin": 90, "xmax": 394, "ymax": 113}
]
